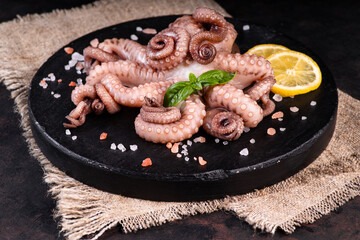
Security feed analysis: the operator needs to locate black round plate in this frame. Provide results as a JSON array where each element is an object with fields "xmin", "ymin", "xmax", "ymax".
[{"xmin": 29, "ymin": 16, "xmax": 338, "ymax": 201}]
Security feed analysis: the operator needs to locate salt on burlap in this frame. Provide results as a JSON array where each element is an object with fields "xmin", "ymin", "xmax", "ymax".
[{"xmin": 0, "ymin": 0, "xmax": 359, "ymax": 239}]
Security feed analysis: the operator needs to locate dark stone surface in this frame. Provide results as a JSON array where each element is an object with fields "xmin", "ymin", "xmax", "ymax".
[{"xmin": 0, "ymin": 0, "xmax": 359, "ymax": 239}]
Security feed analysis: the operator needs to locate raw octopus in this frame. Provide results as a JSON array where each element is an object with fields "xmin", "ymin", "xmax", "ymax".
[{"xmin": 64, "ymin": 7, "xmax": 276, "ymax": 143}]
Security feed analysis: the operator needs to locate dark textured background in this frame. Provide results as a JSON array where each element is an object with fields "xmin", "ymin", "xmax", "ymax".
[{"xmin": 0, "ymin": 1, "xmax": 359, "ymax": 239}]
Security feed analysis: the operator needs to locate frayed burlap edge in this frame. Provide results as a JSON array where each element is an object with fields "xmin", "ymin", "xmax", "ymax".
[{"xmin": 0, "ymin": 0, "xmax": 359, "ymax": 239}]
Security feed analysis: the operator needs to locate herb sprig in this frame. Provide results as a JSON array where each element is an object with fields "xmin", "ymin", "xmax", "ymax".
[{"xmin": 163, "ymin": 70, "xmax": 236, "ymax": 107}]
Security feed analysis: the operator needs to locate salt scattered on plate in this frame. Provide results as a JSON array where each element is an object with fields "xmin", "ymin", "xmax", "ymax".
[
  {"xmin": 110, "ymin": 143, "xmax": 116, "ymax": 150},
  {"xmin": 65, "ymin": 129, "xmax": 71, "ymax": 135},
  {"xmin": 136, "ymin": 26, "xmax": 143, "ymax": 31},
  {"xmin": 243, "ymin": 25, "xmax": 250, "ymax": 31},
  {"xmin": 301, "ymin": 116, "xmax": 307, "ymax": 120},
  {"xmin": 215, "ymin": 138, "xmax": 220, "ymax": 143},
  {"xmin": 223, "ymin": 141, "xmax": 228, "ymax": 145},
  {"xmin": 310, "ymin": 101, "xmax": 317, "ymax": 106},
  {"xmin": 72, "ymin": 136, "xmax": 77, "ymax": 140},
  {"xmin": 243, "ymin": 127, "xmax": 250, "ymax": 133},
  {"xmin": 250, "ymin": 138, "xmax": 255, "ymax": 144},
  {"xmin": 130, "ymin": 34, "xmax": 138, "ymax": 41},
  {"xmin": 280, "ymin": 128, "xmax": 286, "ymax": 132},
  {"xmin": 130, "ymin": 144, "xmax": 138, "ymax": 151},
  {"xmin": 239, "ymin": 148, "xmax": 249, "ymax": 156},
  {"xmin": 117, "ymin": 144, "xmax": 126, "ymax": 152},
  {"xmin": 290, "ymin": 106, "xmax": 299, "ymax": 112},
  {"xmin": 53, "ymin": 93, "xmax": 61, "ymax": 99},
  {"xmin": 272, "ymin": 94, "xmax": 283, "ymax": 102}
]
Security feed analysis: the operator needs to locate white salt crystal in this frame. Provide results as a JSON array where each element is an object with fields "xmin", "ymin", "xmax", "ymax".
[
  {"xmin": 77, "ymin": 78, "xmax": 83, "ymax": 85},
  {"xmin": 290, "ymin": 106, "xmax": 299, "ymax": 112},
  {"xmin": 193, "ymin": 157, "xmax": 197, "ymax": 161},
  {"xmin": 136, "ymin": 26, "xmax": 143, "ymax": 31},
  {"xmin": 64, "ymin": 65, "xmax": 70, "ymax": 70},
  {"xmin": 301, "ymin": 116, "xmax": 307, "ymax": 120},
  {"xmin": 215, "ymin": 138, "xmax": 220, "ymax": 143},
  {"xmin": 72, "ymin": 52, "xmax": 84, "ymax": 61},
  {"xmin": 130, "ymin": 34, "xmax": 138, "ymax": 41},
  {"xmin": 130, "ymin": 144, "xmax": 138, "ymax": 151},
  {"xmin": 110, "ymin": 143, "xmax": 116, "ymax": 150},
  {"xmin": 223, "ymin": 141, "xmax": 228, "ymax": 145},
  {"xmin": 65, "ymin": 129, "xmax": 71, "ymax": 135},
  {"xmin": 117, "ymin": 144, "xmax": 126, "ymax": 152},
  {"xmin": 239, "ymin": 148, "xmax": 249, "ymax": 156},
  {"xmin": 39, "ymin": 81, "xmax": 48, "ymax": 89},
  {"xmin": 280, "ymin": 128, "xmax": 286, "ymax": 132},
  {"xmin": 72, "ymin": 136, "xmax": 77, "ymax": 140},
  {"xmin": 185, "ymin": 157, "xmax": 190, "ymax": 161},
  {"xmin": 243, "ymin": 25, "xmax": 250, "ymax": 31},
  {"xmin": 278, "ymin": 117, "xmax": 283, "ymax": 121},
  {"xmin": 272, "ymin": 94, "xmax": 283, "ymax": 102},
  {"xmin": 77, "ymin": 70, "xmax": 82, "ymax": 75},
  {"xmin": 51, "ymin": 91, "xmax": 54, "ymax": 95},
  {"xmin": 187, "ymin": 140, "xmax": 192, "ymax": 146},
  {"xmin": 48, "ymin": 73, "xmax": 56, "ymax": 81},
  {"xmin": 243, "ymin": 127, "xmax": 250, "ymax": 133},
  {"xmin": 250, "ymin": 138, "xmax": 255, "ymax": 144},
  {"xmin": 53, "ymin": 93, "xmax": 61, "ymax": 98},
  {"xmin": 310, "ymin": 101, "xmax": 317, "ymax": 106},
  {"xmin": 68, "ymin": 59, "xmax": 77, "ymax": 67},
  {"xmin": 176, "ymin": 153, "xmax": 182, "ymax": 158}
]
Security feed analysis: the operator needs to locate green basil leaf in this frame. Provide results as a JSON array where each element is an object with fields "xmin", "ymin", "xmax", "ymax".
[
  {"xmin": 189, "ymin": 73, "xmax": 197, "ymax": 84},
  {"xmin": 197, "ymin": 70, "xmax": 236, "ymax": 87},
  {"xmin": 191, "ymin": 81, "xmax": 203, "ymax": 90},
  {"xmin": 163, "ymin": 81, "xmax": 194, "ymax": 107}
]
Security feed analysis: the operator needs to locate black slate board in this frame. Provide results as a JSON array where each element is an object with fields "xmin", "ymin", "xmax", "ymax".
[{"xmin": 28, "ymin": 16, "xmax": 338, "ymax": 201}]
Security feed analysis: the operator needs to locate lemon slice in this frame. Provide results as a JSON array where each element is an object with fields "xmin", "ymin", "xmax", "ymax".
[
  {"xmin": 266, "ymin": 50, "xmax": 322, "ymax": 97},
  {"xmin": 246, "ymin": 44, "xmax": 290, "ymax": 58}
]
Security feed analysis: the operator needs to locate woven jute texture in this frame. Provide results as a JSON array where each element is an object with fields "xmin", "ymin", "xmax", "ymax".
[{"xmin": 0, "ymin": 0, "xmax": 359, "ymax": 239}]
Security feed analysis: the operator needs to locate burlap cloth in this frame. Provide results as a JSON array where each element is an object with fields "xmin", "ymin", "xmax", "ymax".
[{"xmin": 0, "ymin": 0, "xmax": 359, "ymax": 239}]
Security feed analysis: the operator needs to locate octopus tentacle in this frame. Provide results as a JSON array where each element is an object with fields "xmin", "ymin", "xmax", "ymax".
[
  {"xmin": 140, "ymin": 97, "xmax": 181, "ymax": 124},
  {"xmin": 71, "ymin": 84, "xmax": 97, "ymax": 105},
  {"xmin": 203, "ymin": 108, "xmax": 244, "ymax": 141},
  {"xmin": 190, "ymin": 7, "xmax": 227, "ymax": 64},
  {"xmin": 63, "ymin": 99, "xmax": 92, "ymax": 128},
  {"xmin": 97, "ymin": 38, "xmax": 148, "ymax": 66},
  {"xmin": 204, "ymin": 84, "xmax": 263, "ymax": 128},
  {"xmin": 146, "ymin": 27, "xmax": 190, "ymax": 70},
  {"xmin": 94, "ymin": 83, "xmax": 121, "ymax": 114},
  {"xmin": 83, "ymin": 46, "xmax": 120, "ymax": 73},
  {"xmin": 168, "ymin": 15, "xmax": 204, "ymax": 37},
  {"xmin": 135, "ymin": 95, "xmax": 206, "ymax": 143},
  {"xmin": 245, "ymin": 76, "xmax": 276, "ymax": 116},
  {"xmin": 212, "ymin": 52, "xmax": 273, "ymax": 89},
  {"xmin": 86, "ymin": 60, "xmax": 166, "ymax": 86},
  {"xmin": 99, "ymin": 74, "xmax": 173, "ymax": 107}
]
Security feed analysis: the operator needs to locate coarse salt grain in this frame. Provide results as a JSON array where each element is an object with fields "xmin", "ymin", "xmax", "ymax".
[
  {"xmin": 267, "ymin": 128, "xmax": 276, "ymax": 135},
  {"xmin": 272, "ymin": 94, "xmax": 283, "ymax": 102},
  {"xmin": 176, "ymin": 153, "xmax": 182, "ymax": 158},
  {"xmin": 77, "ymin": 70, "xmax": 82, "ymax": 75},
  {"xmin": 130, "ymin": 34, "xmax": 138, "ymax": 41},
  {"xmin": 250, "ymin": 138, "xmax": 255, "ymax": 144},
  {"xmin": 272, "ymin": 111, "xmax": 284, "ymax": 119},
  {"xmin": 301, "ymin": 116, "xmax": 307, "ymax": 120},
  {"xmin": 51, "ymin": 91, "xmax": 54, "ymax": 95},
  {"xmin": 198, "ymin": 156, "xmax": 207, "ymax": 165},
  {"xmin": 193, "ymin": 157, "xmax": 197, "ymax": 161},
  {"xmin": 64, "ymin": 65, "xmax": 70, "ymax": 70},
  {"xmin": 185, "ymin": 157, "xmax": 190, "ymax": 161},
  {"xmin": 53, "ymin": 93, "xmax": 61, "ymax": 98},
  {"xmin": 310, "ymin": 101, "xmax": 317, "ymax": 106},
  {"xmin": 72, "ymin": 52, "xmax": 84, "ymax": 61},
  {"xmin": 243, "ymin": 25, "xmax": 250, "ymax": 31},
  {"xmin": 243, "ymin": 127, "xmax": 250, "ymax": 133},
  {"xmin": 48, "ymin": 73, "xmax": 56, "ymax": 81},
  {"xmin": 290, "ymin": 106, "xmax": 299, "ymax": 112},
  {"xmin": 239, "ymin": 148, "xmax": 249, "ymax": 156},
  {"xmin": 39, "ymin": 81, "xmax": 48, "ymax": 89},
  {"xmin": 72, "ymin": 136, "xmax": 77, "ymax": 140},
  {"xmin": 141, "ymin": 158, "xmax": 152, "ymax": 167},
  {"xmin": 77, "ymin": 78, "xmax": 83, "ymax": 85},
  {"xmin": 278, "ymin": 118, "xmax": 283, "ymax": 121},
  {"xmin": 280, "ymin": 128, "xmax": 286, "ymax": 132},
  {"xmin": 65, "ymin": 129, "xmax": 71, "ymax": 135},
  {"xmin": 193, "ymin": 136, "xmax": 206, "ymax": 143},
  {"xmin": 130, "ymin": 145, "xmax": 138, "ymax": 151},
  {"xmin": 68, "ymin": 59, "xmax": 77, "ymax": 67},
  {"xmin": 117, "ymin": 144, "xmax": 126, "ymax": 152},
  {"xmin": 110, "ymin": 143, "xmax": 116, "ymax": 150},
  {"xmin": 223, "ymin": 141, "xmax": 228, "ymax": 145},
  {"xmin": 187, "ymin": 140, "xmax": 192, "ymax": 146},
  {"xmin": 142, "ymin": 28, "xmax": 157, "ymax": 34},
  {"xmin": 136, "ymin": 26, "xmax": 143, "ymax": 31},
  {"xmin": 215, "ymin": 138, "xmax": 220, "ymax": 143}
]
